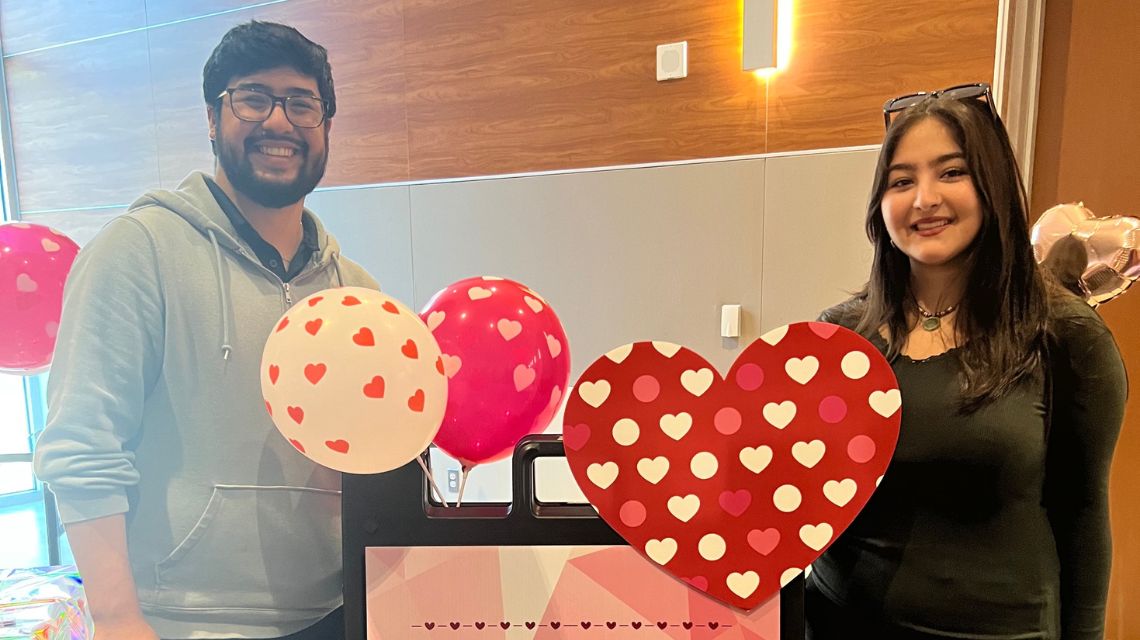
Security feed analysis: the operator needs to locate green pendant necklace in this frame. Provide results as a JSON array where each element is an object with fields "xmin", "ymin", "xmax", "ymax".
[{"xmin": 916, "ymin": 302, "xmax": 957, "ymax": 331}]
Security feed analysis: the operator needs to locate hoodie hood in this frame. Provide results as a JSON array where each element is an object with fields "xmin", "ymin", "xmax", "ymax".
[
  {"xmin": 127, "ymin": 170, "xmax": 342, "ymax": 265},
  {"xmin": 129, "ymin": 171, "xmax": 347, "ymax": 360}
]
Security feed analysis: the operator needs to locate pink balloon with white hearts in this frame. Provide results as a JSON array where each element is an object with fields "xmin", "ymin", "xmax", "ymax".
[
  {"xmin": 0, "ymin": 222, "xmax": 80, "ymax": 374},
  {"xmin": 421, "ymin": 276, "xmax": 571, "ymax": 467}
]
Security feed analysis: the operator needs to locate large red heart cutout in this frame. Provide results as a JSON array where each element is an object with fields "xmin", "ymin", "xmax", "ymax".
[{"xmin": 563, "ymin": 322, "xmax": 900, "ymax": 610}]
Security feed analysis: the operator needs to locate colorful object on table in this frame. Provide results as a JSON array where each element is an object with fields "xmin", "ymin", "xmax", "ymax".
[
  {"xmin": 421, "ymin": 276, "xmax": 570, "ymax": 467},
  {"xmin": 1031, "ymin": 202, "xmax": 1139, "ymax": 306},
  {"xmin": 261, "ymin": 286, "xmax": 448, "ymax": 474},
  {"xmin": 0, "ymin": 565, "xmax": 92, "ymax": 639},
  {"xmin": 0, "ymin": 222, "xmax": 80, "ymax": 374},
  {"xmin": 563, "ymin": 322, "xmax": 901, "ymax": 610}
]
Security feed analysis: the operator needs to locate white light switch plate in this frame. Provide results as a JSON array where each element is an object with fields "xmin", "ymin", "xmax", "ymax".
[{"xmin": 721, "ymin": 304, "xmax": 742, "ymax": 338}]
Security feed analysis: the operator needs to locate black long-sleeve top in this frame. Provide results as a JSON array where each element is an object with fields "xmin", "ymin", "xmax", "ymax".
[{"xmin": 810, "ymin": 294, "xmax": 1127, "ymax": 639}]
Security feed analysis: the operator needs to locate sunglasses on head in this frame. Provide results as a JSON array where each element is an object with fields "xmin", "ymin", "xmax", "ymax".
[{"xmin": 882, "ymin": 82, "xmax": 997, "ymax": 130}]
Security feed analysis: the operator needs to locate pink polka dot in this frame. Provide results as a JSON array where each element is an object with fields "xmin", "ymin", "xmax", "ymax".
[
  {"xmin": 818, "ymin": 395, "xmax": 847, "ymax": 424},
  {"xmin": 620, "ymin": 500, "xmax": 647, "ymax": 527},
  {"xmin": 632, "ymin": 375, "xmax": 660, "ymax": 403},
  {"xmin": 848, "ymin": 435, "xmax": 876, "ymax": 463},
  {"xmin": 714, "ymin": 407, "xmax": 743, "ymax": 435},
  {"xmin": 736, "ymin": 363, "xmax": 764, "ymax": 391}
]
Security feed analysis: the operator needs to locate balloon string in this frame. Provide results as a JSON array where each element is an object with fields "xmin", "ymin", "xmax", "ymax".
[
  {"xmin": 417, "ymin": 456, "xmax": 450, "ymax": 508},
  {"xmin": 457, "ymin": 465, "xmax": 471, "ymax": 508}
]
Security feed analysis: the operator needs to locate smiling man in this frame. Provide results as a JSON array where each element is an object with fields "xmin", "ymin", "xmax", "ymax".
[{"xmin": 34, "ymin": 22, "xmax": 378, "ymax": 640}]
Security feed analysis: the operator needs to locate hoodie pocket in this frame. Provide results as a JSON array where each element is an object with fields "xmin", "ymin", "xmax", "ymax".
[{"xmin": 153, "ymin": 484, "xmax": 341, "ymax": 613}]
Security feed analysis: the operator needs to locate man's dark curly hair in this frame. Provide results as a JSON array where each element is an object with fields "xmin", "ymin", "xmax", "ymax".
[{"xmin": 202, "ymin": 21, "xmax": 336, "ymax": 120}]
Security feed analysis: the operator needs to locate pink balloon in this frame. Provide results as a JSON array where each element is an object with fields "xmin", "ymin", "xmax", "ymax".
[
  {"xmin": 422, "ymin": 276, "xmax": 571, "ymax": 466},
  {"xmin": 0, "ymin": 223, "xmax": 80, "ymax": 374},
  {"xmin": 1032, "ymin": 203, "xmax": 1140, "ymax": 305}
]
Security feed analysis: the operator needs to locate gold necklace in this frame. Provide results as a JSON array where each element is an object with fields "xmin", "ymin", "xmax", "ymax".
[{"xmin": 915, "ymin": 302, "xmax": 956, "ymax": 331}]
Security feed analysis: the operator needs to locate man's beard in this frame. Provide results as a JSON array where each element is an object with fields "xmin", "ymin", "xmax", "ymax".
[{"xmin": 217, "ymin": 130, "xmax": 328, "ymax": 208}]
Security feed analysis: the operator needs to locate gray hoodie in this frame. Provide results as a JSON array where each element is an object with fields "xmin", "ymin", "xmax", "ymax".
[{"xmin": 33, "ymin": 171, "xmax": 379, "ymax": 638}]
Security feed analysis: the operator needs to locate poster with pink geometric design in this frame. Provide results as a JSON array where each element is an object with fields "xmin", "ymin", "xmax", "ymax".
[{"xmin": 366, "ymin": 545, "xmax": 779, "ymax": 638}]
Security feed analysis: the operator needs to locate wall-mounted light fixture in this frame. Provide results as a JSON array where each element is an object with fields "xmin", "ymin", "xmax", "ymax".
[
  {"xmin": 742, "ymin": 0, "xmax": 778, "ymax": 71},
  {"xmin": 743, "ymin": 0, "xmax": 792, "ymax": 75}
]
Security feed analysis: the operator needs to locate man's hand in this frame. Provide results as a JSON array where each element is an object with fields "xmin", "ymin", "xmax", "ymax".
[
  {"xmin": 92, "ymin": 614, "xmax": 159, "ymax": 640},
  {"xmin": 66, "ymin": 515, "xmax": 155, "ymax": 639}
]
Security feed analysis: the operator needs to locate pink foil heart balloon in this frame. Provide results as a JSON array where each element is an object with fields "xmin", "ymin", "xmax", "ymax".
[
  {"xmin": 563, "ymin": 323, "xmax": 901, "ymax": 610},
  {"xmin": 1032, "ymin": 202, "xmax": 1139, "ymax": 305}
]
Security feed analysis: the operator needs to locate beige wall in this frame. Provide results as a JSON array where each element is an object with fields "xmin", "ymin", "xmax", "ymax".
[{"xmin": 2, "ymin": 0, "xmax": 995, "ymax": 222}]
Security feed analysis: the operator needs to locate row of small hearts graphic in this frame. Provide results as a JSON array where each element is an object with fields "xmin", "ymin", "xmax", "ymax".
[{"xmin": 416, "ymin": 621, "xmax": 731, "ymax": 630}]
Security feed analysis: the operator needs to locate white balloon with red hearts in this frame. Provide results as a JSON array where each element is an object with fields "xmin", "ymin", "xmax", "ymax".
[{"xmin": 261, "ymin": 286, "xmax": 448, "ymax": 474}]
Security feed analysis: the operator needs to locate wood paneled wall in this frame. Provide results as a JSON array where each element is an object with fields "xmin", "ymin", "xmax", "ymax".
[
  {"xmin": 2, "ymin": 0, "xmax": 997, "ymax": 216},
  {"xmin": 1031, "ymin": 1, "xmax": 1140, "ymax": 637}
]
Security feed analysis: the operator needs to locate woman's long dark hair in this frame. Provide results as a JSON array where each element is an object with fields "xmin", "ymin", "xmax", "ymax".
[{"xmin": 856, "ymin": 96, "xmax": 1050, "ymax": 412}]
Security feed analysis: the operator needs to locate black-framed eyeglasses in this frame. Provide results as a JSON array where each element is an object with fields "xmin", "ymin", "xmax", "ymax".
[
  {"xmin": 217, "ymin": 87, "xmax": 330, "ymax": 128},
  {"xmin": 882, "ymin": 82, "xmax": 997, "ymax": 130}
]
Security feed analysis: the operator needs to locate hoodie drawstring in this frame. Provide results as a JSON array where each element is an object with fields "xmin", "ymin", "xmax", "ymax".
[
  {"xmin": 207, "ymin": 229, "xmax": 234, "ymax": 361},
  {"xmin": 331, "ymin": 252, "xmax": 345, "ymax": 287}
]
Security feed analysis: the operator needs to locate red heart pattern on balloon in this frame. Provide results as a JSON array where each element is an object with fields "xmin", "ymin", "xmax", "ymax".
[
  {"xmin": 563, "ymin": 322, "xmax": 900, "ymax": 610},
  {"xmin": 261, "ymin": 287, "xmax": 447, "ymax": 474}
]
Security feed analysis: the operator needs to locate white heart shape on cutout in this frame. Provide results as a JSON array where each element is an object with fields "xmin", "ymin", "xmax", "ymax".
[
  {"xmin": 680, "ymin": 368, "xmax": 714, "ymax": 396},
  {"xmin": 785, "ymin": 356, "xmax": 819, "ymax": 384},
  {"xmin": 586, "ymin": 462, "xmax": 619, "ymax": 489},
  {"xmin": 645, "ymin": 538, "xmax": 678, "ymax": 565},
  {"xmin": 841, "ymin": 350, "xmax": 871, "ymax": 379},
  {"xmin": 760, "ymin": 325, "xmax": 789, "ymax": 346},
  {"xmin": 637, "ymin": 456, "xmax": 669, "ymax": 484},
  {"xmin": 524, "ymin": 296, "xmax": 544, "ymax": 312},
  {"xmin": 578, "ymin": 380, "xmax": 611, "ymax": 408},
  {"xmin": 739, "ymin": 445, "xmax": 774, "ymax": 474},
  {"xmin": 792, "ymin": 440, "xmax": 826, "ymax": 468},
  {"xmin": 823, "ymin": 478, "xmax": 858, "ymax": 507},
  {"xmin": 869, "ymin": 389, "xmax": 902, "ymax": 417},
  {"xmin": 605, "ymin": 344, "xmax": 634, "ymax": 363},
  {"xmin": 667, "ymin": 494, "xmax": 701, "ymax": 522},
  {"xmin": 727, "ymin": 571, "xmax": 760, "ymax": 599},
  {"xmin": 799, "ymin": 523, "xmax": 834, "ymax": 551},
  {"xmin": 762, "ymin": 401, "xmax": 797, "ymax": 429},
  {"xmin": 41, "ymin": 238, "xmax": 61, "ymax": 253},
  {"xmin": 659, "ymin": 413, "xmax": 692, "ymax": 440},
  {"xmin": 652, "ymin": 341, "xmax": 682, "ymax": 357},
  {"xmin": 426, "ymin": 310, "xmax": 446, "ymax": 331}
]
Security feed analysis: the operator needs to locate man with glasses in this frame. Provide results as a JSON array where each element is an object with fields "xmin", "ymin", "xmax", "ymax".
[{"xmin": 34, "ymin": 21, "xmax": 377, "ymax": 639}]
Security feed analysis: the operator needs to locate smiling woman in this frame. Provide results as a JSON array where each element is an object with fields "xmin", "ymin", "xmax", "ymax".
[{"xmin": 808, "ymin": 86, "xmax": 1128, "ymax": 640}]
